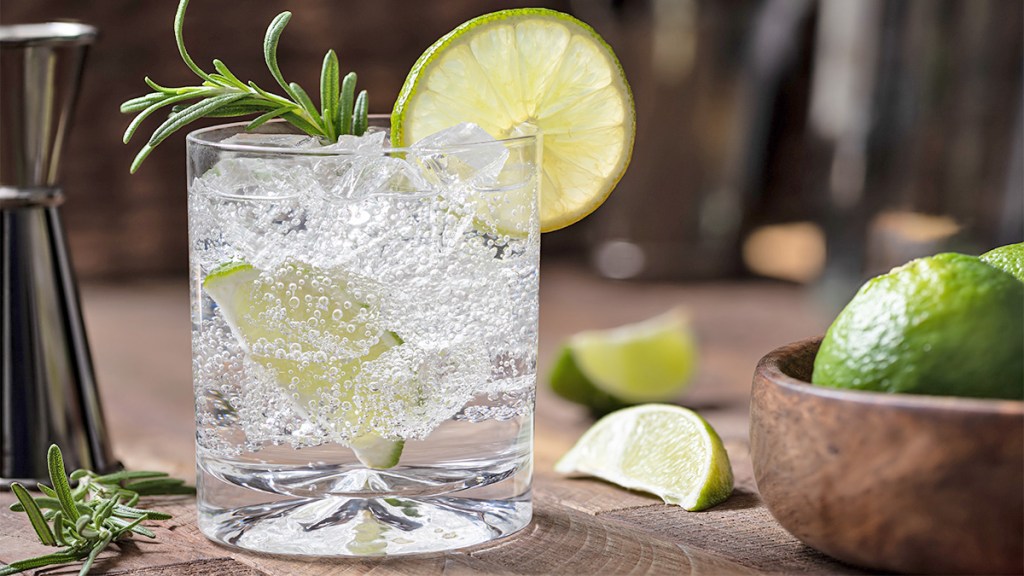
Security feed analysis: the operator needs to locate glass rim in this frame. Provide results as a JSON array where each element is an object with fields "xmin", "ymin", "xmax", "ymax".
[{"xmin": 186, "ymin": 115, "xmax": 538, "ymax": 156}]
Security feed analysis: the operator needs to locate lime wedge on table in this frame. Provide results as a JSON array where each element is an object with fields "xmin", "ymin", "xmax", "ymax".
[
  {"xmin": 203, "ymin": 261, "xmax": 405, "ymax": 469},
  {"xmin": 556, "ymin": 404, "xmax": 733, "ymax": 511},
  {"xmin": 391, "ymin": 8, "xmax": 635, "ymax": 233},
  {"xmin": 551, "ymin": 309, "xmax": 696, "ymax": 415}
]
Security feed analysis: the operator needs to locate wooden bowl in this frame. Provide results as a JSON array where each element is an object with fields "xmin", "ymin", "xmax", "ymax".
[{"xmin": 750, "ymin": 337, "xmax": 1024, "ymax": 574}]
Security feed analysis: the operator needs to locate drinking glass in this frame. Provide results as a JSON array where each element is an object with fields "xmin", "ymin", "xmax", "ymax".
[{"xmin": 186, "ymin": 119, "xmax": 539, "ymax": 556}]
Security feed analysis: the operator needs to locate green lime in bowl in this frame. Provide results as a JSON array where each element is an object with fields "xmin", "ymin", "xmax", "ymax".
[{"xmin": 813, "ymin": 251, "xmax": 1022, "ymax": 400}]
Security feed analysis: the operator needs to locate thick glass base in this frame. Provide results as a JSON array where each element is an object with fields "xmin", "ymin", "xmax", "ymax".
[
  {"xmin": 196, "ymin": 442, "xmax": 533, "ymax": 557},
  {"xmin": 198, "ymin": 494, "xmax": 531, "ymax": 556}
]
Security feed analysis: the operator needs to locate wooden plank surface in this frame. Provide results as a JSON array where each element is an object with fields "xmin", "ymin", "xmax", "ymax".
[{"xmin": 1, "ymin": 261, "xmax": 860, "ymax": 574}]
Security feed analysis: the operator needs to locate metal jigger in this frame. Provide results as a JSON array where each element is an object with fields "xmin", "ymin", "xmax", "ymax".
[{"xmin": 1, "ymin": 22, "xmax": 118, "ymax": 487}]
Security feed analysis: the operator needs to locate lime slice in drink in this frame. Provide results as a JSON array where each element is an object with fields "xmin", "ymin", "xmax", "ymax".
[
  {"xmin": 551, "ymin": 309, "xmax": 696, "ymax": 415},
  {"xmin": 203, "ymin": 261, "xmax": 406, "ymax": 468},
  {"xmin": 555, "ymin": 404, "xmax": 733, "ymax": 511},
  {"xmin": 391, "ymin": 8, "xmax": 635, "ymax": 233}
]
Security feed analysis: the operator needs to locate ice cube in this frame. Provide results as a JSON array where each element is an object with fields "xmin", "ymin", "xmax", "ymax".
[
  {"xmin": 317, "ymin": 155, "xmax": 429, "ymax": 201},
  {"xmin": 323, "ymin": 129, "xmax": 388, "ymax": 155},
  {"xmin": 219, "ymin": 132, "xmax": 321, "ymax": 149},
  {"xmin": 197, "ymin": 155, "xmax": 323, "ymax": 203},
  {"xmin": 410, "ymin": 123, "xmax": 509, "ymax": 187},
  {"xmin": 315, "ymin": 129, "xmax": 430, "ymax": 200}
]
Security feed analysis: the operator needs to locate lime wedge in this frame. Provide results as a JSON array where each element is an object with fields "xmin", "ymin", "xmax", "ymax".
[
  {"xmin": 203, "ymin": 261, "xmax": 405, "ymax": 468},
  {"xmin": 391, "ymin": 8, "xmax": 635, "ymax": 233},
  {"xmin": 549, "ymin": 346, "xmax": 630, "ymax": 417},
  {"xmin": 555, "ymin": 404, "xmax": 733, "ymax": 511},
  {"xmin": 551, "ymin": 309, "xmax": 696, "ymax": 414}
]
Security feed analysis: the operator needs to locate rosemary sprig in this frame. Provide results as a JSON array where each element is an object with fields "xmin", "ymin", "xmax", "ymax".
[
  {"xmin": 121, "ymin": 0, "xmax": 370, "ymax": 173},
  {"xmin": 0, "ymin": 445, "xmax": 193, "ymax": 576}
]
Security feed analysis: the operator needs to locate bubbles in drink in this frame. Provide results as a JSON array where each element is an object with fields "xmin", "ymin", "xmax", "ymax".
[{"xmin": 190, "ymin": 124, "xmax": 539, "ymax": 466}]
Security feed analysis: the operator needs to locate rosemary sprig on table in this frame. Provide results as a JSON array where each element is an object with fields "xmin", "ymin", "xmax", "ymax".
[
  {"xmin": 0, "ymin": 445, "xmax": 193, "ymax": 576},
  {"xmin": 121, "ymin": 0, "xmax": 369, "ymax": 173}
]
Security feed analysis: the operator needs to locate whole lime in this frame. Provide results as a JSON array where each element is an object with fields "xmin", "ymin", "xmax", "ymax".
[
  {"xmin": 980, "ymin": 242, "xmax": 1024, "ymax": 283},
  {"xmin": 812, "ymin": 252, "xmax": 1023, "ymax": 399}
]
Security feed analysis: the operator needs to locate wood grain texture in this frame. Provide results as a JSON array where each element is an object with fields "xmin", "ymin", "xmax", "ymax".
[
  {"xmin": 751, "ymin": 338, "xmax": 1024, "ymax": 575},
  {"xmin": 0, "ymin": 492, "xmax": 754, "ymax": 575},
  {"xmin": 466, "ymin": 505, "xmax": 753, "ymax": 575},
  {"xmin": 603, "ymin": 494, "xmax": 866, "ymax": 575}
]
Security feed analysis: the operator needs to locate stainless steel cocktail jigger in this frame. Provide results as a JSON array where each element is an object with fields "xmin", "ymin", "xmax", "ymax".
[{"xmin": 1, "ymin": 22, "xmax": 118, "ymax": 486}]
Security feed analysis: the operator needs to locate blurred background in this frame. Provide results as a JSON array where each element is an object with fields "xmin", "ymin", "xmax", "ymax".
[{"xmin": 2, "ymin": 0, "xmax": 1020, "ymax": 300}]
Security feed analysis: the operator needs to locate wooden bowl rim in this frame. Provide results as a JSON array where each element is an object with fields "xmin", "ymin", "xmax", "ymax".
[{"xmin": 756, "ymin": 336, "xmax": 1024, "ymax": 416}]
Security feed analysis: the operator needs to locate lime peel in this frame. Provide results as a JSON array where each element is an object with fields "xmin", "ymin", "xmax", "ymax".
[
  {"xmin": 979, "ymin": 242, "xmax": 1024, "ymax": 283},
  {"xmin": 555, "ymin": 404, "xmax": 733, "ymax": 511},
  {"xmin": 812, "ymin": 252, "xmax": 1024, "ymax": 400}
]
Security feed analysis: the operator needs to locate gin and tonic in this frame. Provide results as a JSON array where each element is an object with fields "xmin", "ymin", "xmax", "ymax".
[{"xmin": 188, "ymin": 120, "xmax": 539, "ymax": 555}]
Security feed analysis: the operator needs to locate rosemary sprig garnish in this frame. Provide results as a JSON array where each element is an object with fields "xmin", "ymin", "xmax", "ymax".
[
  {"xmin": 121, "ymin": 0, "xmax": 370, "ymax": 173},
  {"xmin": 0, "ymin": 445, "xmax": 193, "ymax": 576}
]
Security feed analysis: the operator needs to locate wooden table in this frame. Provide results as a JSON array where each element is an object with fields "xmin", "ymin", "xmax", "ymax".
[{"xmin": 1, "ymin": 261, "xmax": 869, "ymax": 575}]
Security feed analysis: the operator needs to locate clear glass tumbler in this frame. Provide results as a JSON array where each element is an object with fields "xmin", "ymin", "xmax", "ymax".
[{"xmin": 186, "ymin": 119, "xmax": 539, "ymax": 556}]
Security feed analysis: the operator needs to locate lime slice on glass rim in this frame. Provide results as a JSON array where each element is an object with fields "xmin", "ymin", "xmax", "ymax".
[
  {"xmin": 555, "ymin": 404, "xmax": 733, "ymax": 511},
  {"xmin": 391, "ymin": 8, "xmax": 635, "ymax": 233},
  {"xmin": 551, "ymin": 308, "xmax": 697, "ymax": 415},
  {"xmin": 203, "ymin": 261, "xmax": 405, "ymax": 469}
]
